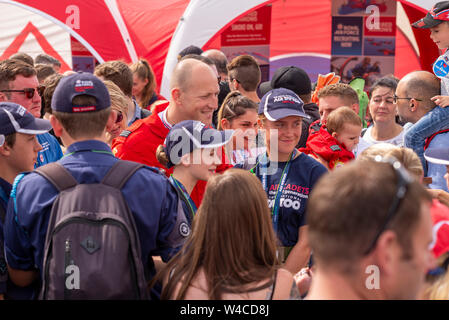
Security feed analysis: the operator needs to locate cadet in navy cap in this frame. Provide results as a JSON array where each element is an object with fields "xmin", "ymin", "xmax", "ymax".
[
  {"xmin": 3, "ymin": 72, "xmax": 188, "ymax": 299},
  {"xmin": 0, "ymin": 102, "xmax": 51, "ymax": 299},
  {"xmin": 236, "ymin": 87, "xmax": 327, "ymax": 275},
  {"xmin": 156, "ymin": 120, "xmax": 233, "ymax": 224}
]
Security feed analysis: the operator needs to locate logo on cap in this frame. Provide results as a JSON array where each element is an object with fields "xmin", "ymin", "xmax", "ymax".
[
  {"xmin": 74, "ymin": 79, "xmax": 94, "ymax": 92},
  {"xmin": 273, "ymin": 94, "xmax": 302, "ymax": 104}
]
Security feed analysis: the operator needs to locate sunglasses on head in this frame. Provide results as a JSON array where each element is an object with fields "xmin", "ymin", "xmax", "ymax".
[
  {"xmin": 1, "ymin": 86, "xmax": 44, "ymax": 99},
  {"xmin": 363, "ymin": 155, "xmax": 414, "ymax": 255}
]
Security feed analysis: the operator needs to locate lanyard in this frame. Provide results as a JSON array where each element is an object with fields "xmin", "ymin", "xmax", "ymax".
[
  {"xmin": 63, "ymin": 149, "xmax": 115, "ymax": 158},
  {"xmin": 258, "ymin": 149, "xmax": 297, "ymax": 232},
  {"xmin": 169, "ymin": 175, "xmax": 197, "ymax": 220}
]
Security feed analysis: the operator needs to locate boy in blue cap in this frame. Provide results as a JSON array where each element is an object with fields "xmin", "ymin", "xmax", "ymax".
[
  {"xmin": 236, "ymin": 88, "xmax": 327, "ymax": 275},
  {"xmin": 407, "ymin": 1, "xmax": 449, "ymax": 173},
  {"xmin": 0, "ymin": 102, "xmax": 52, "ymax": 299},
  {"xmin": 3, "ymin": 72, "xmax": 188, "ymax": 299}
]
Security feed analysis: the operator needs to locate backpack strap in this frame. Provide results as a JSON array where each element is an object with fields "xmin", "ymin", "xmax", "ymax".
[
  {"xmin": 35, "ymin": 162, "xmax": 78, "ymax": 192},
  {"xmin": 0, "ymin": 205, "xmax": 5, "ymax": 224},
  {"xmin": 101, "ymin": 160, "xmax": 145, "ymax": 189}
]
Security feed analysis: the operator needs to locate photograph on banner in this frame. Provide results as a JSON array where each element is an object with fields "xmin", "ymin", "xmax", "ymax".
[
  {"xmin": 331, "ymin": 16, "xmax": 363, "ymax": 56},
  {"xmin": 364, "ymin": 37, "xmax": 395, "ymax": 56},
  {"xmin": 331, "ymin": 0, "xmax": 397, "ymax": 17},
  {"xmin": 331, "ymin": 55, "xmax": 394, "ymax": 89},
  {"xmin": 221, "ymin": 45, "xmax": 270, "ymax": 82}
]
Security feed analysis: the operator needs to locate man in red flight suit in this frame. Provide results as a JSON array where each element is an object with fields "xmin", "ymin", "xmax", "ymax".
[{"xmin": 112, "ymin": 58, "xmax": 230, "ymax": 206}]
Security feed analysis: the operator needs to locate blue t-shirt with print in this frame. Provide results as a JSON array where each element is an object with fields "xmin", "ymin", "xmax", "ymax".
[
  {"xmin": 236, "ymin": 152, "xmax": 327, "ymax": 246},
  {"xmin": 36, "ymin": 133, "xmax": 63, "ymax": 168}
]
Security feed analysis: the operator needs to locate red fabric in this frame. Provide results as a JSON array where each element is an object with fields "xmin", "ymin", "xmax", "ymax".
[
  {"xmin": 145, "ymin": 94, "xmax": 169, "ymax": 111},
  {"xmin": 111, "ymin": 101, "xmax": 232, "ymax": 206},
  {"xmin": 430, "ymin": 199, "xmax": 449, "ymax": 258},
  {"xmin": 299, "ymin": 120, "xmax": 355, "ymax": 169}
]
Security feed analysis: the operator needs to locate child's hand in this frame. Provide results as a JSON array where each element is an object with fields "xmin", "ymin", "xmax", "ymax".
[{"xmin": 431, "ymin": 95, "xmax": 449, "ymax": 107}]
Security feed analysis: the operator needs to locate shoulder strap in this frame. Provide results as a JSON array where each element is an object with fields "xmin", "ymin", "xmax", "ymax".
[
  {"xmin": 140, "ymin": 108, "xmax": 152, "ymax": 119},
  {"xmin": 101, "ymin": 160, "xmax": 145, "ymax": 189},
  {"xmin": 424, "ymin": 128, "xmax": 449, "ymax": 151},
  {"xmin": 0, "ymin": 205, "xmax": 5, "ymax": 224},
  {"xmin": 35, "ymin": 162, "xmax": 78, "ymax": 192}
]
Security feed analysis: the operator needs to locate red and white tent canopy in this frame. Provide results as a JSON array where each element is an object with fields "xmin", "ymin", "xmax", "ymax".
[{"xmin": 0, "ymin": 0, "xmax": 438, "ymax": 97}]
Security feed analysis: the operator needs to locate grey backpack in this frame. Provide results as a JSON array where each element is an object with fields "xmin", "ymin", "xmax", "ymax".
[{"xmin": 36, "ymin": 160, "xmax": 149, "ymax": 300}]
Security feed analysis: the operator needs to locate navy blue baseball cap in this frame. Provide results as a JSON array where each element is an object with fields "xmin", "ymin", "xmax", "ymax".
[
  {"xmin": 259, "ymin": 88, "xmax": 310, "ymax": 121},
  {"xmin": 424, "ymin": 147, "xmax": 449, "ymax": 165},
  {"xmin": 51, "ymin": 72, "xmax": 110, "ymax": 113},
  {"xmin": 0, "ymin": 102, "xmax": 51, "ymax": 146},
  {"xmin": 163, "ymin": 120, "xmax": 233, "ymax": 168}
]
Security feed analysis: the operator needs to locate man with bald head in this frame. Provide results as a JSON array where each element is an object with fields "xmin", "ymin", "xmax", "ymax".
[
  {"xmin": 396, "ymin": 70, "xmax": 449, "ymax": 191},
  {"xmin": 112, "ymin": 58, "xmax": 220, "ymax": 205},
  {"xmin": 202, "ymin": 49, "xmax": 229, "ymax": 82}
]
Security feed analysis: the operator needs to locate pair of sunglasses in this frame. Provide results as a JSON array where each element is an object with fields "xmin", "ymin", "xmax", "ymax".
[
  {"xmin": 1, "ymin": 86, "xmax": 45, "ymax": 99},
  {"xmin": 115, "ymin": 111, "xmax": 123, "ymax": 123}
]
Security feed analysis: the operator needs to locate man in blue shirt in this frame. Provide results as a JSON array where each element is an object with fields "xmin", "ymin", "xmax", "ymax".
[
  {"xmin": 4, "ymin": 72, "xmax": 188, "ymax": 299},
  {"xmin": 0, "ymin": 59, "xmax": 63, "ymax": 167},
  {"xmin": 396, "ymin": 71, "xmax": 449, "ymax": 191},
  {"xmin": 0, "ymin": 102, "xmax": 53, "ymax": 299}
]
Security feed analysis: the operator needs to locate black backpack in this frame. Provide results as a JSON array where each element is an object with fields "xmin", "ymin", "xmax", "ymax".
[{"xmin": 36, "ymin": 160, "xmax": 149, "ymax": 300}]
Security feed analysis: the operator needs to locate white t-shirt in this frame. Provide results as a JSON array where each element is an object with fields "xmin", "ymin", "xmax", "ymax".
[{"xmin": 356, "ymin": 126, "xmax": 404, "ymax": 156}]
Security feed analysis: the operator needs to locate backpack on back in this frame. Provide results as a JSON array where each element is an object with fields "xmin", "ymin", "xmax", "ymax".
[{"xmin": 36, "ymin": 160, "xmax": 149, "ymax": 300}]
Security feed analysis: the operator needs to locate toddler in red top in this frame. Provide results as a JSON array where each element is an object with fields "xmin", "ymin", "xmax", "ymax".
[{"xmin": 300, "ymin": 107, "xmax": 362, "ymax": 169}]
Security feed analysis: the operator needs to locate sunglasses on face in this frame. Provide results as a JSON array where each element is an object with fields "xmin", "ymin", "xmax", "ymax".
[
  {"xmin": 1, "ymin": 86, "xmax": 44, "ymax": 99},
  {"xmin": 115, "ymin": 111, "xmax": 123, "ymax": 124}
]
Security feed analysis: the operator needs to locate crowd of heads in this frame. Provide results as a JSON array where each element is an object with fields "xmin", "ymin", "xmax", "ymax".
[{"xmin": 3, "ymin": 2, "xmax": 449, "ymax": 300}]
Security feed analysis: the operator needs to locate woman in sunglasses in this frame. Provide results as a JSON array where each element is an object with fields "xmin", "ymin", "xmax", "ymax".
[{"xmin": 103, "ymin": 80, "xmax": 129, "ymax": 146}]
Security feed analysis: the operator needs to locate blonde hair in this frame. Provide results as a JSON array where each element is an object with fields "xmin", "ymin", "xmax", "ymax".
[
  {"xmin": 358, "ymin": 145, "xmax": 423, "ymax": 180},
  {"xmin": 102, "ymin": 80, "xmax": 129, "ymax": 118},
  {"xmin": 327, "ymin": 106, "xmax": 362, "ymax": 134}
]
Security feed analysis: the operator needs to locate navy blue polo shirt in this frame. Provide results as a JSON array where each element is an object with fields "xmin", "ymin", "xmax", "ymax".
[
  {"xmin": 0, "ymin": 177, "xmax": 11, "ymax": 295},
  {"xmin": 4, "ymin": 140, "xmax": 182, "ymax": 298},
  {"xmin": 236, "ymin": 152, "xmax": 327, "ymax": 246}
]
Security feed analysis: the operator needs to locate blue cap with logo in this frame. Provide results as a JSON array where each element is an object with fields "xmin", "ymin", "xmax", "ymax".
[
  {"xmin": 163, "ymin": 120, "xmax": 233, "ymax": 168},
  {"xmin": 51, "ymin": 72, "xmax": 110, "ymax": 113},
  {"xmin": 259, "ymin": 87, "xmax": 310, "ymax": 121},
  {"xmin": 0, "ymin": 102, "xmax": 52, "ymax": 146}
]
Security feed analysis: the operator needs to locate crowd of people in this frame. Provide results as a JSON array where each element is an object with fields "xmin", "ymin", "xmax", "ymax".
[{"xmin": 2, "ymin": 2, "xmax": 449, "ymax": 301}]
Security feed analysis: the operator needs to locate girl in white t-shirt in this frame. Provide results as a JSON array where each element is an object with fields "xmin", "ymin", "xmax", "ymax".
[{"xmin": 218, "ymin": 91, "xmax": 265, "ymax": 165}]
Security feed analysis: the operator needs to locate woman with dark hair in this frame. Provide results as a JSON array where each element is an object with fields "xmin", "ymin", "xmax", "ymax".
[
  {"xmin": 358, "ymin": 76, "xmax": 404, "ymax": 155},
  {"xmin": 217, "ymin": 91, "xmax": 264, "ymax": 165},
  {"xmin": 152, "ymin": 169, "xmax": 300, "ymax": 300},
  {"xmin": 130, "ymin": 59, "xmax": 166, "ymax": 111}
]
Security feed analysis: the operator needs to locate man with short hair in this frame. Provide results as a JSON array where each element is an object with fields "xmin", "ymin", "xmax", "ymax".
[
  {"xmin": 227, "ymin": 55, "xmax": 261, "ymax": 103},
  {"xmin": 202, "ymin": 49, "xmax": 229, "ymax": 82},
  {"xmin": 94, "ymin": 60, "xmax": 150, "ymax": 126},
  {"xmin": 306, "ymin": 159, "xmax": 435, "ymax": 299},
  {"xmin": 396, "ymin": 70, "xmax": 449, "ymax": 191},
  {"xmin": 0, "ymin": 59, "xmax": 63, "ymax": 167},
  {"xmin": 34, "ymin": 53, "xmax": 61, "ymax": 73},
  {"xmin": 317, "ymin": 83, "xmax": 359, "ymax": 122},
  {"xmin": 112, "ymin": 58, "xmax": 222, "ymax": 206}
]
